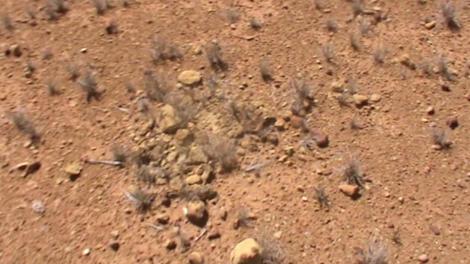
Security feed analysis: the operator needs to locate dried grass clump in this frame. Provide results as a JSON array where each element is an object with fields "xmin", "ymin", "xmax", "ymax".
[{"xmin": 150, "ymin": 36, "xmax": 182, "ymax": 64}]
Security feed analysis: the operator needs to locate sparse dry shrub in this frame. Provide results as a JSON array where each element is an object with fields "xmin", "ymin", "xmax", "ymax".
[
  {"xmin": 355, "ymin": 239, "xmax": 388, "ymax": 264},
  {"xmin": 350, "ymin": 31, "xmax": 362, "ymax": 51},
  {"xmin": 7, "ymin": 111, "xmax": 40, "ymax": 142},
  {"xmin": 78, "ymin": 71, "xmax": 101, "ymax": 102},
  {"xmin": 441, "ymin": 1, "xmax": 461, "ymax": 31},
  {"xmin": 206, "ymin": 42, "xmax": 227, "ymax": 71},
  {"xmin": 111, "ymin": 144, "xmax": 128, "ymax": 164},
  {"xmin": 234, "ymin": 207, "xmax": 253, "ymax": 229},
  {"xmin": 359, "ymin": 18, "xmax": 372, "ymax": 36},
  {"xmin": 150, "ymin": 36, "xmax": 182, "ymax": 64},
  {"xmin": 91, "ymin": 0, "xmax": 109, "ymax": 15},
  {"xmin": 436, "ymin": 54, "xmax": 455, "ymax": 81},
  {"xmin": 352, "ymin": 0, "xmax": 365, "ymax": 17},
  {"xmin": 326, "ymin": 19, "xmax": 338, "ymax": 32},
  {"xmin": 67, "ymin": 62, "xmax": 80, "ymax": 81},
  {"xmin": 164, "ymin": 90, "xmax": 199, "ymax": 129},
  {"xmin": 290, "ymin": 78, "xmax": 315, "ymax": 116},
  {"xmin": 259, "ymin": 58, "xmax": 273, "ymax": 82},
  {"xmin": 224, "ymin": 8, "xmax": 240, "ymax": 24},
  {"xmin": 343, "ymin": 157, "xmax": 364, "ymax": 188},
  {"xmin": 250, "ymin": 18, "xmax": 262, "ymax": 30},
  {"xmin": 431, "ymin": 128, "xmax": 452, "ymax": 149},
  {"xmin": 200, "ymin": 133, "xmax": 238, "ymax": 172},
  {"xmin": 257, "ymin": 232, "xmax": 285, "ymax": 264},
  {"xmin": 322, "ymin": 42, "xmax": 336, "ymax": 63},
  {"xmin": 226, "ymin": 100, "xmax": 264, "ymax": 134},
  {"xmin": 314, "ymin": 186, "xmax": 330, "ymax": 209},
  {"xmin": 373, "ymin": 43, "xmax": 387, "ymax": 64},
  {"xmin": 124, "ymin": 188, "xmax": 153, "ymax": 213},
  {"xmin": 143, "ymin": 70, "xmax": 168, "ymax": 102},
  {"xmin": 46, "ymin": 80, "xmax": 60, "ymax": 96},
  {"xmin": 1, "ymin": 14, "xmax": 14, "ymax": 31}
]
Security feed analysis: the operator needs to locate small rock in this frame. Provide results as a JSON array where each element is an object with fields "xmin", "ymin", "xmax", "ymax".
[
  {"xmin": 175, "ymin": 129, "xmax": 193, "ymax": 146},
  {"xmin": 109, "ymin": 240, "xmax": 120, "ymax": 251},
  {"xmin": 8, "ymin": 44, "xmax": 22, "ymax": 57},
  {"xmin": 424, "ymin": 21, "xmax": 436, "ymax": 29},
  {"xmin": 273, "ymin": 231, "xmax": 282, "ymax": 239},
  {"xmin": 165, "ymin": 239, "xmax": 177, "ymax": 250},
  {"xmin": 156, "ymin": 213, "xmax": 170, "ymax": 224},
  {"xmin": 184, "ymin": 200, "xmax": 207, "ymax": 226},
  {"xmin": 82, "ymin": 248, "xmax": 91, "ymax": 256},
  {"xmin": 80, "ymin": 48, "xmax": 88, "ymax": 53},
  {"xmin": 188, "ymin": 145, "xmax": 208, "ymax": 164},
  {"xmin": 230, "ymin": 238, "xmax": 263, "ymax": 264},
  {"xmin": 64, "ymin": 162, "xmax": 82, "ymax": 180},
  {"xmin": 110, "ymin": 230, "xmax": 120, "ymax": 239},
  {"xmin": 274, "ymin": 118, "xmax": 286, "ymax": 130},
  {"xmin": 446, "ymin": 116, "xmax": 459, "ymax": 129},
  {"xmin": 189, "ymin": 252, "xmax": 204, "ymax": 264},
  {"xmin": 185, "ymin": 175, "xmax": 202, "ymax": 185},
  {"xmin": 353, "ymin": 94, "xmax": 368, "ymax": 106},
  {"xmin": 369, "ymin": 94, "xmax": 381, "ymax": 102},
  {"xmin": 339, "ymin": 184, "xmax": 359, "ymax": 197},
  {"xmin": 418, "ymin": 254, "xmax": 429, "ymax": 263},
  {"xmin": 208, "ymin": 229, "xmax": 221, "ymax": 240},
  {"xmin": 178, "ymin": 70, "xmax": 202, "ymax": 85},
  {"xmin": 105, "ymin": 20, "xmax": 118, "ymax": 34},
  {"xmin": 31, "ymin": 200, "xmax": 45, "ymax": 214},
  {"xmin": 331, "ymin": 81, "xmax": 343, "ymax": 92},
  {"xmin": 310, "ymin": 128, "xmax": 329, "ymax": 148},
  {"xmin": 290, "ymin": 115, "xmax": 305, "ymax": 129},
  {"xmin": 426, "ymin": 106, "xmax": 435, "ymax": 115},
  {"xmin": 399, "ymin": 54, "xmax": 416, "ymax": 70},
  {"xmin": 159, "ymin": 104, "xmax": 182, "ymax": 134}
]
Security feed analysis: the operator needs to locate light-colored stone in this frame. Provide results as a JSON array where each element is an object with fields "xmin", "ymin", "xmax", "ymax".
[
  {"xmin": 339, "ymin": 184, "xmax": 359, "ymax": 197},
  {"xmin": 418, "ymin": 254, "xmax": 429, "ymax": 263},
  {"xmin": 230, "ymin": 238, "xmax": 263, "ymax": 264},
  {"xmin": 188, "ymin": 145, "xmax": 208, "ymax": 164},
  {"xmin": 370, "ymin": 94, "xmax": 381, "ymax": 102},
  {"xmin": 64, "ymin": 162, "xmax": 82, "ymax": 176},
  {"xmin": 353, "ymin": 94, "xmax": 368, "ymax": 106},
  {"xmin": 184, "ymin": 200, "xmax": 207, "ymax": 225},
  {"xmin": 82, "ymin": 248, "xmax": 91, "ymax": 256},
  {"xmin": 178, "ymin": 70, "xmax": 202, "ymax": 85},
  {"xmin": 185, "ymin": 175, "xmax": 202, "ymax": 185},
  {"xmin": 31, "ymin": 200, "xmax": 45, "ymax": 214},
  {"xmin": 189, "ymin": 252, "xmax": 204, "ymax": 264},
  {"xmin": 424, "ymin": 21, "xmax": 436, "ymax": 29},
  {"xmin": 159, "ymin": 104, "xmax": 182, "ymax": 134}
]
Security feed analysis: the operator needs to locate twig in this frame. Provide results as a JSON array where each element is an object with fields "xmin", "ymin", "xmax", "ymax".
[
  {"xmin": 85, "ymin": 159, "xmax": 123, "ymax": 166},
  {"xmin": 194, "ymin": 228, "xmax": 207, "ymax": 242}
]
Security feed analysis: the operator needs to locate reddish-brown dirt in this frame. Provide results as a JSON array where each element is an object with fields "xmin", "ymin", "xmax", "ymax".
[{"xmin": 1, "ymin": 1, "xmax": 469, "ymax": 263}]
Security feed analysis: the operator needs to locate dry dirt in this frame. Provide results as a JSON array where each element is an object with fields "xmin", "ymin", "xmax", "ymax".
[{"xmin": 1, "ymin": 0, "xmax": 469, "ymax": 264}]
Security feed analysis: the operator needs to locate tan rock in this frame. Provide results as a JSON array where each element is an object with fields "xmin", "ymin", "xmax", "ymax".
[
  {"xmin": 370, "ymin": 94, "xmax": 382, "ymax": 102},
  {"xmin": 184, "ymin": 200, "xmax": 207, "ymax": 226},
  {"xmin": 352, "ymin": 94, "xmax": 368, "ymax": 106},
  {"xmin": 188, "ymin": 252, "xmax": 204, "ymax": 264},
  {"xmin": 339, "ymin": 184, "xmax": 359, "ymax": 197},
  {"xmin": 178, "ymin": 70, "xmax": 202, "ymax": 85},
  {"xmin": 424, "ymin": 21, "xmax": 436, "ymax": 29},
  {"xmin": 159, "ymin": 104, "xmax": 182, "ymax": 134},
  {"xmin": 64, "ymin": 162, "xmax": 82, "ymax": 178},
  {"xmin": 185, "ymin": 175, "xmax": 202, "ymax": 185},
  {"xmin": 230, "ymin": 238, "xmax": 263, "ymax": 264}
]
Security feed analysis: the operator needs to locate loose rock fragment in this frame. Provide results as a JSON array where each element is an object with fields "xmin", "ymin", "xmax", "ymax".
[
  {"xmin": 178, "ymin": 70, "xmax": 202, "ymax": 85},
  {"xmin": 339, "ymin": 184, "xmax": 359, "ymax": 197},
  {"xmin": 230, "ymin": 238, "xmax": 263, "ymax": 264}
]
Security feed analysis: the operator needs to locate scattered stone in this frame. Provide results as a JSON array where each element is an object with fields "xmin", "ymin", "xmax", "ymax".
[
  {"xmin": 446, "ymin": 116, "xmax": 459, "ymax": 129},
  {"xmin": 290, "ymin": 115, "xmax": 305, "ymax": 129},
  {"xmin": 426, "ymin": 106, "xmax": 435, "ymax": 115},
  {"xmin": 80, "ymin": 48, "xmax": 88, "ymax": 53},
  {"xmin": 399, "ymin": 54, "xmax": 416, "ymax": 70},
  {"xmin": 189, "ymin": 252, "xmax": 204, "ymax": 264},
  {"xmin": 184, "ymin": 200, "xmax": 208, "ymax": 226},
  {"xmin": 105, "ymin": 20, "xmax": 118, "ymax": 34},
  {"xmin": 7, "ymin": 44, "xmax": 22, "ymax": 57},
  {"xmin": 178, "ymin": 70, "xmax": 202, "ymax": 85},
  {"xmin": 185, "ymin": 175, "xmax": 202, "ymax": 185},
  {"xmin": 82, "ymin": 248, "xmax": 91, "ymax": 256},
  {"xmin": 110, "ymin": 230, "xmax": 120, "ymax": 239},
  {"xmin": 165, "ymin": 239, "xmax": 177, "ymax": 250},
  {"xmin": 31, "ymin": 200, "xmax": 45, "ymax": 214},
  {"xmin": 157, "ymin": 213, "xmax": 170, "ymax": 224},
  {"xmin": 369, "ymin": 94, "xmax": 381, "ymax": 102},
  {"xmin": 175, "ymin": 129, "xmax": 193, "ymax": 146},
  {"xmin": 109, "ymin": 240, "xmax": 120, "ymax": 251},
  {"xmin": 418, "ymin": 254, "xmax": 429, "ymax": 263},
  {"xmin": 424, "ymin": 21, "xmax": 436, "ymax": 29},
  {"xmin": 274, "ymin": 118, "xmax": 286, "ymax": 130},
  {"xmin": 208, "ymin": 229, "xmax": 221, "ymax": 240},
  {"xmin": 188, "ymin": 145, "xmax": 208, "ymax": 164},
  {"xmin": 273, "ymin": 231, "xmax": 282, "ymax": 239},
  {"xmin": 64, "ymin": 162, "xmax": 82, "ymax": 180},
  {"xmin": 339, "ymin": 184, "xmax": 359, "ymax": 197},
  {"xmin": 352, "ymin": 94, "xmax": 368, "ymax": 106},
  {"xmin": 331, "ymin": 81, "xmax": 343, "ymax": 92},
  {"xmin": 310, "ymin": 128, "xmax": 329, "ymax": 148},
  {"xmin": 159, "ymin": 104, "xmax": 182, "ymax": 134},
  {"xmin": 230, "ymin": 238, "xmax": 263, "ymax": 264}
]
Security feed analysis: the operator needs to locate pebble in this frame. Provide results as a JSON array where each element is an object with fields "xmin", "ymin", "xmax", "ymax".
[
  {"xmin": 424, "ymin": 21, "xmax": 436, "ymax": 29},
  {"xmin": 418, "ymin": 254, "xmax": 429, "ymax": 263},
  {"xmin": 184, "ymin": 200, "xmax": 207, "ymax": 226},
  {"xmin": 165, "ymin": 239, "xmax": 177, "ymax": 250},
  {"xmin": 339, "ymin": 184, "xmax": 359, "ymax": 197},
  {"xmin": 426, "ymin": 106, "xmax": 435, "ymax": 115},
  {"xmin": 446, "ymin": 116, "xmax": 459, "ymax": 129},
  {"xmin": 230, "ymin": 238, "xmax": 263, "ymax": 264},
  {"xmin": 82, "ymin": 248, "xmax": 91, "ymax": 256},
  {"xmin": 369, "ymin": 94, "xmax": 381, "ymax": 102},
  {"xmin": 31, "ymin": 200, "xmax": 45, "ymax": 214},
  {"xmin": 189, "ymin": 252, "xmax": 204, "ymax": 264},
  {"xmin": 109, "ymin": 240, "xmax": 120, "ymax": 251},
  {"xmin": 185, "ymin": 175, "xmax": 202, "ymax": 185},
  {"xmin": 178, "ymin": 70, "xmax": 202, "ymax": 85},
  {"xmin": 352, "ymin": 94, "xmax": 368, "ymax": 106}
]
